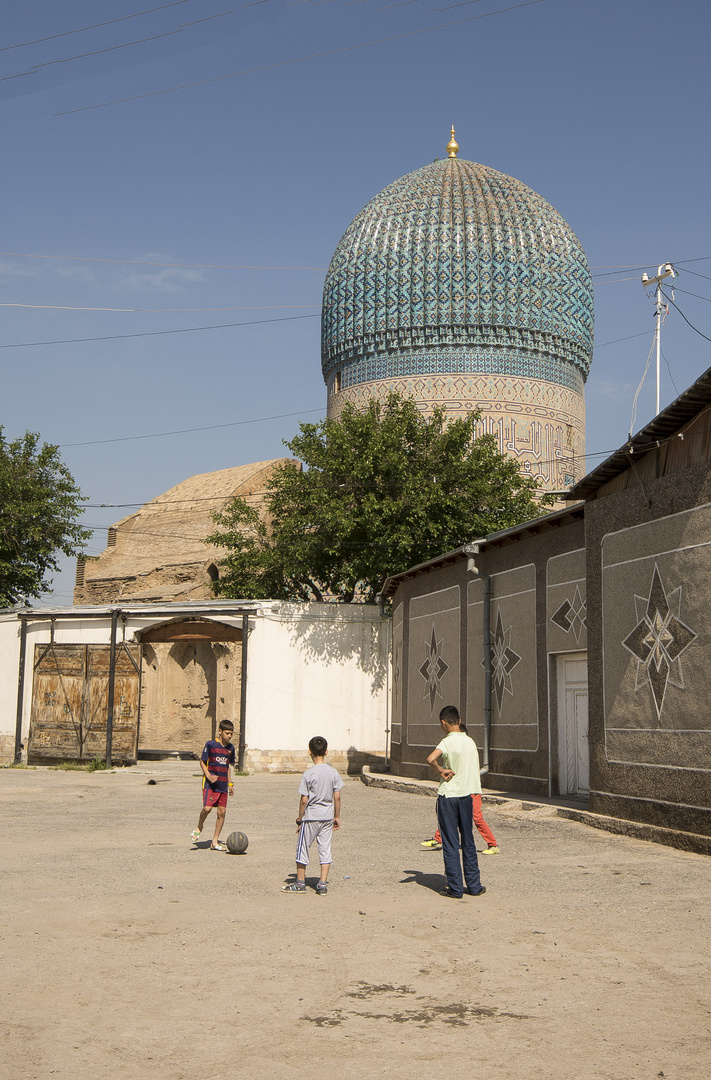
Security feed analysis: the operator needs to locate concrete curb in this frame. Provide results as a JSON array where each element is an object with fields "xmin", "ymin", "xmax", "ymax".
[
  {"xmin": 361, "ymin": 767, "xmax": 711, "ymax": 856},
  {"xmin": 557, "ymin": 807, "xmax": 711, "ymax": 857},
  {"xmin": 360, "ymin": 767, "xmax": 556, "ymax": 811},
  {"xmin": 360, "ymin": 765, "xmax": 438, "ymax": 797}
]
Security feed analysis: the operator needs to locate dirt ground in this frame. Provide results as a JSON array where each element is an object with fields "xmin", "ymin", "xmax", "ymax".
[{"xmin": 1, "ymin": 764, "xmax": 709, "ymax": 1080}]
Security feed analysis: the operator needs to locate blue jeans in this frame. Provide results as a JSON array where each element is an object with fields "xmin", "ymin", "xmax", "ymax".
[{"xmin": 436, "ymin": 795, "xmax": 483, "ymax": 897}]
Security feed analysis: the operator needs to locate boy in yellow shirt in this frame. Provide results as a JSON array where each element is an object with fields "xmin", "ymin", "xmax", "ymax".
[{"xmin": 427, "ymin": 705, "xmax": 486, "ymax": 899}]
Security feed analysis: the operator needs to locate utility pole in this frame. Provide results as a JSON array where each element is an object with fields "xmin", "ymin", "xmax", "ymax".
[{"xmin": 641, "ymin": 263, "xmax": 675, "ymax": 416}]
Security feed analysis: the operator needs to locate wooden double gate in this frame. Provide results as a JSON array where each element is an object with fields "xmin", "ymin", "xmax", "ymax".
[{"xmin": 28, "ymin": 643, "xmax": 141, "ymax": 763}]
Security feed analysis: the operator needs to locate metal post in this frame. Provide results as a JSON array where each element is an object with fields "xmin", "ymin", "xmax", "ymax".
[
  {"xmin": 383, "ymin": 613, "xmax": 391, "ymax": 771},
  {"xmin": 375, "ymin": 593, "xmax": 391, "ymax": 770},
  {"xmin": 465, "ymin": 543, "xmax": 491, "ymax": 774},
  {"xmin": 655, "ymin": 279, "xmax": 662, "ymax": 416},
  {"xmin": 238, "ymin": 613, "xmax": 249, "ymax": 773},
  {"xmin": 482, "ymin": 574, "xmax": 492, "ymax": 772},
  {"xmin": 641, "ymin": 263, "xmax": 675, "ymax": 417},
  {"xmin": 13, "ymin": 618, "xmax": 28, "ymax": 764},
  {"xmin": 105, "ymin": 608, "xmax": 119, "ymax": 768}
]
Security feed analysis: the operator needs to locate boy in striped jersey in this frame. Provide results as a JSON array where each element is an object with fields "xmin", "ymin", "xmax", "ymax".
[{"xmin": 191, "ymin": 720, "xmax": 235, "ymax": 851}]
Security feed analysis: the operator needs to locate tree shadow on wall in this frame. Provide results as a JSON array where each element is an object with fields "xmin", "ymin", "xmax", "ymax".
[
  {"xmin": 346, "ymin": 746, "xmax": 388, "ymax": 775},
  {"xmin": 287, "ymin": 610, "xmax": 388, "ymax": 695}
]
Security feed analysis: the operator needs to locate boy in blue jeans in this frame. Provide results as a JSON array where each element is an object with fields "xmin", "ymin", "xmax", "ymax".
[
  {"xmin": 427, "ymin": 705, "xmax": 486, "ymax": 899},
  {"xmin": 282, "ymin": 736, "xmax": 343, "ymax": 895}
]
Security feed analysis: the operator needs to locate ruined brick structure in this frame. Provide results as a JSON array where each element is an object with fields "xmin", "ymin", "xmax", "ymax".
[{"xmin": 74, "ymin": 459, "xmax": 297, "ymax": 605}]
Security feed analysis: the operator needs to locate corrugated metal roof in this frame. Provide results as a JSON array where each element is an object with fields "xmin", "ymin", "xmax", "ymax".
[{"xmin": 567, "ymin": 364, "xmax": 711, "ymax": 500}]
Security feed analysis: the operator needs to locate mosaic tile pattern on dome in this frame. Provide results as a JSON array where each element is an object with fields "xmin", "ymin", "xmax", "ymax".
[
  {"xmin": 321, "ymin": 158, "xmax": 594, "ymax": 385},
  {"xmin": 330, "ymin": 344, "xmax": 585, "ymax": 396}
]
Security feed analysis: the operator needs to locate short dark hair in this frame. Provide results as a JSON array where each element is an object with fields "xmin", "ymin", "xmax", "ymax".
[
  {"xmin": 219, "ymin": 720, "xmax": 234, "ymax": 732},
  {"xmin": 309, "ymin": 736, "xmax": 328, "ymax": 756},
  {"xmin": 439, "ymin": 705, "xmax": 461, "ymax": 724}
]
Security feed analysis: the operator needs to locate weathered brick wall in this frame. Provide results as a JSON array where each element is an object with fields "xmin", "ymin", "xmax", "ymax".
[
  {"xmin": 244, "ymin": 748, "xmax": 386, "ymax": 775},
  {"xmin": 0, "ymin": 733, "xmax": 15, "ymax": 765}
]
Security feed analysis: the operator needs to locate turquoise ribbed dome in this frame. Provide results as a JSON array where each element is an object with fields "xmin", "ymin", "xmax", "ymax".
[{"xmin": 321, "ymin": 157, "xmax": 594, "ymax": 395}]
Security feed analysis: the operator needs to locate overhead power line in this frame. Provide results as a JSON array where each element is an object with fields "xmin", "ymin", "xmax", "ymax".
[
  {"xmin": 591, "ymin": 264, "xmax": 658, "ymax": 279},
  {"xmin": 81, "ymin": 425, "xmax": 711, "ymax": 512},
  {"xmin": 591, "ymin": 258, "xmax": 711, "ymax": 280},
  {"xmin": 674, "ymin": 286, "xmax": 711, "ymax": 305},
  {"xmin": 673, "ymin": 257, "xmax": 711, "ymax": 267},
  {"xmin": 660, "ymin": 288, "xmax": 711, "ymax": 345},
  {"xmin": 55, "ymin": 0, "xmax": 546, "ymax": 115},
  {"xmin": 1, "ymin": 321, "xmax": 645, "ymax": 353},
  {"xmin": 593, "ymin": 331, "xmax": 652, "ymax": 349},
  {"xmin": 4, "ymin": 250, "xmax": 708, "ymax": 277},
  {"xmin": 0, "ymin": 251, "xmax": 326, "ymax": 271},
  {"xmin": 679, "ymin": 267, "xmax": 711, "ymax": 283},
  {"xmin": 0, "ymin": 312, "xmax": 320, "ymax": 350},
  {"xmin": 593, "ymin": 276, "xmax": 644, "ymax": 286},
  {"xmin": 0, "ymin": 0, "xmax": 195, "ymax": 53},
  {"xmin": 59, "ymin": 408, "xmax": 326, "ymax": 447},
  {"xmin": 2, "ymin": 13, "xmax": 232, "ymax": 85},
  {"xmin": 0, "ymin": 301, "xmax": 318, "ymax": 312}
]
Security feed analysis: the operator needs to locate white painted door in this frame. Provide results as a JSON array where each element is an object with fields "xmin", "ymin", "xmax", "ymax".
[{"xmin": 557, "ymin": 653, "xmax": 589, "ymax": 797}]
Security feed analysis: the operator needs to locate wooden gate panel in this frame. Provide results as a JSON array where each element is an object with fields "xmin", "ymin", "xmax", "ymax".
[
  {"xmin": 28, "ymin": 645, "xmax": 86, "ymax": 760},
  {"xmin": 28, "ymin": 643, "xmax": 141, "ymax": 763},
  {"xmin": 84, "ymin": 646, "xmax": 140, "ymax": 760}
]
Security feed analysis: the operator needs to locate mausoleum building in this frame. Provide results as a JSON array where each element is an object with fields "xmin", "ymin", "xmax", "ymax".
[{"xmin": 322, "ymin": 129, "xmax": 594, "ymax": 495}]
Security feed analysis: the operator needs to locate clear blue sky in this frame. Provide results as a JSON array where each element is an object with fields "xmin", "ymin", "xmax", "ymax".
[{"xmin": 3, "ymin": 0, "xmax": 710, "ymax": 602}]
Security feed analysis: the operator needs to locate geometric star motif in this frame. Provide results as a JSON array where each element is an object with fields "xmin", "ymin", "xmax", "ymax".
[
  {"xmin": 482, "ymin": 609, "xmax": 521, "ymax": 712},
  {"xmin": 419, "ymin": 625, "xmax": 449, "ymax": 712},
  {"xmin": 550, "ymin": 584, "xmax": 587, "ymax": 645},
  {"xmin": 621, "ymin": 563, "xmax": 697, "ymax": 720}
]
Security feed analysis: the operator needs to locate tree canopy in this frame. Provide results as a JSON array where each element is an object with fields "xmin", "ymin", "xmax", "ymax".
[
  {"xmin": 206, "ymin": 395, "xmax": 553, "ymax": 604},
  {"xmin": 0, "ymin": 429, "xmax": 91, "ymax": 607}
]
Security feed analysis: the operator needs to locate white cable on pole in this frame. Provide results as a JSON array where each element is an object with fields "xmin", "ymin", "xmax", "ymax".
[{"xmin": 629, "ymin": 337, "xmax": 656, "ymax": 439}]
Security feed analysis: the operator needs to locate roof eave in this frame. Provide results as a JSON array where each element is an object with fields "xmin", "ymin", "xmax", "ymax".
[{"xmin": 567, "ymin": 364, "xmax": 711, "ymax": 500}]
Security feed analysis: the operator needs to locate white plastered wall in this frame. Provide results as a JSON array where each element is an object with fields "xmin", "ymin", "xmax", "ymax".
[
  {"xmin": 245, "ymin": 603, "xmax": 388, "ymax": 762},
  {"xmin": 0, "ymin": 602, "xmax": 389, "ymax": 769}
]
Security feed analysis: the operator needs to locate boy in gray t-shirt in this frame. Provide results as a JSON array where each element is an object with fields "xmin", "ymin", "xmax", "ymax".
[{"xmin": 282, "ymin": 736, "xmax": 344, "ymax": 895}]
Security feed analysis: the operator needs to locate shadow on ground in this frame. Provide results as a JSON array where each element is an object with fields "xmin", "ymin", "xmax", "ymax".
[{"xmin": 399, "ymin": 869, "xmax": 445, "ymax": 894}]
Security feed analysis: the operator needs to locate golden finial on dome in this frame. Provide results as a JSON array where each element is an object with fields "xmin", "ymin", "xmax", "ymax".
[{"xmin": 446, "ymin": 125, "xmax": 459, "ymax": 158}]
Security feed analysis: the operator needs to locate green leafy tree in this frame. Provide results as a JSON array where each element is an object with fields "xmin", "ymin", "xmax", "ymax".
[
  {"xmin": 207, "ymin": 395, "xmax": 553, "ymax": 603},
  {"xmin": 0, "ymin": 428, "xmax": 91, "ymax": 607}
]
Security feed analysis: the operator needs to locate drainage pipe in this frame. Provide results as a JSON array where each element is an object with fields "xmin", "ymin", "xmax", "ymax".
[
  {"xmin": 383, "ymin": 612, "xmax": 391, "ymax": 770},
  {"xmin": 375, "ymin": 593, "xmax": 391, "ymax": 770},
  {"xmin": 105, "ymin": 608, "xmax": 120, "ymax": 768},
  {"xmin": 13, "ymin": 618, "xmax": 28, "ymax": 764},
  {"xmin": 464, "ymin": 544, "xmax": 491, "ymax": 775},
  {"xmin": 238, "ymin": 612, "xmax": 249, "ymax": 773}
]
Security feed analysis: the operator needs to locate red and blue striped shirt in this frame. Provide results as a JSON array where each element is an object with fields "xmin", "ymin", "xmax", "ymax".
[{"xmin": 201, "ymin": 740, "xmax": 235, "ymax": 793}]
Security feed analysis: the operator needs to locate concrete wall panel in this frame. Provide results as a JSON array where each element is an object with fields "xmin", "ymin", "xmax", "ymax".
[
  {"xmin": 547, "ymin": 548, "xmax": 587, "ymax": 653},
  {"xmin": 407, "ymin": 586, "xmax": 461, "ymax": 744},
  {"xmin": 601, "ymin": 508, "xmax": 711, "ymax": 772},
  {"xmin": 468, "ymin": 566, "xmax": 537, "ymax": 752}
]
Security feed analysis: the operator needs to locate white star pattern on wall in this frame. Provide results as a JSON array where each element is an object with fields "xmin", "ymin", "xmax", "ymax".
[
  {"xmin": 419, "ymin": 625, "xmax": 449, "ymax": 712},
  {"xmin": 551, "ymin": 584, "xmax": 587, "ymax": 644},
  {"xmin": 621, "ymin": 564, "xmax": 697, "ymax": 719},
  {"xmin": 482, "ymin": 609, "xmax": 522, "ymax": 712}
]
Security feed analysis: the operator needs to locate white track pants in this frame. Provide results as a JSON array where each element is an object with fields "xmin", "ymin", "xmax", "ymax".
[{"xmin": 295, "ymin": 819, "xmax": 333, "ymax": 866}]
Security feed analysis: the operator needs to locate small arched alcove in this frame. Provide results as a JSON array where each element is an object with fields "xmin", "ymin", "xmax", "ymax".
[{"xmin": 136, "ymin": 619, "xmax": 242, "ymax": 756}]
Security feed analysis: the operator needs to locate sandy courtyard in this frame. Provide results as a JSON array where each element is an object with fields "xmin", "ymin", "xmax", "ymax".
[{"xmin": 0, "ymin": 765, "xmax": 709, "ymax": 1080}]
